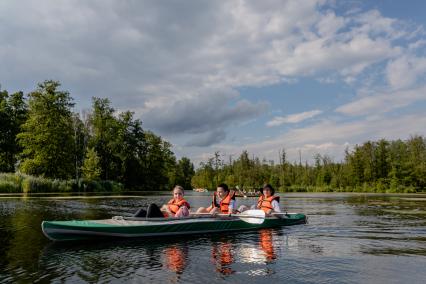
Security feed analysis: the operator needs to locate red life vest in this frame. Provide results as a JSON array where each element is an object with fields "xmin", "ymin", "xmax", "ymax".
[
  {"xmin": 212, "ymin": 191, "xmax": 235, "ymax": 213},
  {"xmin": 257, "ymin": 195, "xmax": 280, "ymax": 213},
  {"xmin": 167, "ymin": 198, "xmax": 190, "ymax": 215}
]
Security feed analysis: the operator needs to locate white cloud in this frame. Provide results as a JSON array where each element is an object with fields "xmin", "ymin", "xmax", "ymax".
[
  {"xmin": 0, "ymin": 0, "xmax": 424, "ymax": 159},
  {"xmin": 386, "ymin": 55, "xmax": 426, "ymax": 89},
  {"xmin": 187, "ymin": 113, "xmax": 426, "ymax": 165},
  {"xmin": 335, "ymin": 85, "xmax": 426, "ymax": 116},
  {"xmin": 267, "ymin": 110, "xmax": 323, "ymax": 127}
]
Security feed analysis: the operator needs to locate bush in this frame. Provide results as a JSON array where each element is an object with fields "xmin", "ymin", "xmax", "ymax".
[
  {"xmin": 0, "ymin": 180, "xmax": 20, "ymax": 192},
  {"xmin": 0, "ymin": 173, "xmax": 124, "ymax": 193}
]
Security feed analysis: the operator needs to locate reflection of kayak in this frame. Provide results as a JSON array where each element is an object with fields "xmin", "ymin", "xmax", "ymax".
[{"xmin": 42, "ymin": 213, "xmax": 307, "ymax": 241}]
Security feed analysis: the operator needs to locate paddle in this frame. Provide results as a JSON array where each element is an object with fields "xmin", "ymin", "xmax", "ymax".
[
  {"xmin": 237, "ymin": 209, "xmax": 266, "ymax": 224},
  {"xmin": 192, "ymin": 209, "xmax": 266, "ymax": 224}
]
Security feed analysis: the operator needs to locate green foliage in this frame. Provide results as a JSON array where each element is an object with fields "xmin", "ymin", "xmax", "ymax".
[
  {"xmin": 174, "ymin": 157, "xmax": 195, "ymax": 190},
  {"xmin": 17, "ymin": 81, "xmax": 75, "ymax": 179},
  {"xmin": 81, "ymin": 148, "xmax": 101, "ymax": 181},
  {"xmin": 0, "ymin": 81, "xmax": 181, "ymax": 191},
  {"xmin": 0, "ymin": 90, "xmax": 27, "ymax": 172},
  {"xmin": 0, "ymin": 173, "xmax": 124, "ymax": 193},
  {"xmin": 142, "ymin": 131, "xmax": 176, "ymax": 190},
  {"xmin": 192, "ymin": 136, "xmax": 426, "ymax": 193}
]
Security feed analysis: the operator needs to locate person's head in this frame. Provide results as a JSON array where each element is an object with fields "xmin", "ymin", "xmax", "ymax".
[
  {"xmin": 216, "ymin": 183, "xmax": 229, "ymax": 198},
  {"xmin": 262, "ymin": 184, "xmax": 275, "ymax": 197},
  {"xmin": 173, "ymin": 185, "xmax": 185, "ymax": 200}
]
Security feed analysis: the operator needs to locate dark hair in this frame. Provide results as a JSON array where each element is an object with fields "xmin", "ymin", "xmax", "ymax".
[
  {"xmin": 217, "ymin": 183, "xmax": 229, "ymax": 192},
  {"xmin": 262, "ymin": 184, "xmax": 275, "ymax": 195}
]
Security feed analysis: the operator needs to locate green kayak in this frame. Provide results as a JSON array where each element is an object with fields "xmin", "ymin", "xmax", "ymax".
[{"xmin": 42, "ymin": 213, "xmax": 307, "ymax": 241}]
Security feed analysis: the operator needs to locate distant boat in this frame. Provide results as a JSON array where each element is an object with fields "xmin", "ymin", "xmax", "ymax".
[
  {"xmin": 235, "ymin": 192, "xmax": 260, "ymax": 198},
  {"xmin": 234, "ymin": 188, "xmax": 260, "ymax": 198},
  {"xmin": 193, "ymin": 188, "xmax": 208, "ymax": 193},
  {"xmin": 235, "ymin": 192, "xmax": 259, "ymax": 198}
]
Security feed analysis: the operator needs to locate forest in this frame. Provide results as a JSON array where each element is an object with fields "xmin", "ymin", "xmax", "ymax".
[
  {"xmin": 192, "ymin": 136, "xmax": 426, "ymax": 193},
  {"xmin": 1, "ymin": 80, "xmax": 425, "ymax": 194},
  {"xmin": 0, "ymin": 80, "xmax": 194, "ymax": 193}
]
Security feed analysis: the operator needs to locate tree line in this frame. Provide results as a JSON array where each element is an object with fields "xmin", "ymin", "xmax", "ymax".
[
  {"xmin": 191, "ymin": 136, "xmax": 426, "ymax": 193},
  {"xmin": 0, "ymin": 80, "xmax": 194, "ymax": 191}
]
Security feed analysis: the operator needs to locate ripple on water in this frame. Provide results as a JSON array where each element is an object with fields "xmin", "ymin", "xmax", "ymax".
[{"xmin": 1, "ymin": 193, "xmax": 426, "ymax": 283}]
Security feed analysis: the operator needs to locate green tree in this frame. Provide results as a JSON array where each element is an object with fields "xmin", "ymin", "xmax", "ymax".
[
  {"xmin": 88, "ymin": 97, "xmax": 120, "ymax": 180},
  {"xmin": 17, "ymin": 81, "xmax": 75, "ymax": 179},
  {"xmin": 0, "ymin": 90, "xmax": 27, "ymax": 172},
  {"xmin": 142, "ymin": 131, "xmax": 176, "ymax": 190},
  {"xmin": 115, "ymin": 111, "xmax": 146, "ymax": 188},
  {"xmin": 81, "ymin": 147, "xmax": 101, "ymax": 181},
  {"xmin": 175, "ymin": 157, "xmax": 195, "ymax": 190}
]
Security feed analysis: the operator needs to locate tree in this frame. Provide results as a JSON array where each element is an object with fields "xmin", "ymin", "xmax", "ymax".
[
  {"xmin": 17, "ymin": 81, "xmax": 75, "ymax": 179},
  {"xmin": 0, "ymin": 90, "xmax": 27, "ymax": 172},
  {"xmin": 81, "ymin": 147, "xmax": 101, "ymax": 181},
  {"xmin": 88, "ymin": 97, "xmax": 120, "ymax": 180},
  {"xmin": 115, "ymin": 111, "xmax": 146, "ymax": 188},
  {"xmin": 142, "ymin": 131, "xmax": 176, "ymax": 191},
  {"xmin": 175, "ymin": 157, "xmax": 195, "ymax": 190}
]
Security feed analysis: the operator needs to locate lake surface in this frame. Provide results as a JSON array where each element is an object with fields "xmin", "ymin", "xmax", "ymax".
[{"xmin": 1, "ymin": 192, "xmax": 426, "ymax": 283}]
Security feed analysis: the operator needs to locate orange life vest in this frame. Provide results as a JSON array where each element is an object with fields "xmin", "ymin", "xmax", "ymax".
[
  {"xmin": 167, "ymin": 198, "xmax": 190, "ymax": 215},
  {"xmin": 257, "ymin": 195, "xmax": 280, "ymax": 213},
  {"xmin": 212, "ymin": 191, "xmax": 235, "ymax": 213}
]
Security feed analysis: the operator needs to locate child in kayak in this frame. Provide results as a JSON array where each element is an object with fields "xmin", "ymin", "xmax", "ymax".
[
  {"xmin": 196, "ymin": 183, "xmax": 236, "ymax": 215},
  {"xmin": 134, "ymin": 185, "xmax": 190, "ymax": 218},
  {"xmin": 161, "ymin": 185, "xmax": 190, "ymax": 217},
  {"xmin": 238, "ymin": 184, "xmax": 281, "ymax": 215}
]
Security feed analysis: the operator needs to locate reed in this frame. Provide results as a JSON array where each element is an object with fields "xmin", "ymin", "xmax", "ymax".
[{"xmin": 0, "ymin": 173, "xmax": 124, "ymax": 193}]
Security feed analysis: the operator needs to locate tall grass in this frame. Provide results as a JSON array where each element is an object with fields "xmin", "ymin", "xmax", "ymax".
[{"xmin": 0, "ymin": 173, "xmax": 124, "ymax": 194}]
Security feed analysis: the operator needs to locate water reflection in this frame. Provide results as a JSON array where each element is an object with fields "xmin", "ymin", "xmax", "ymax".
[
  {"xmin": 1, "ymin": 193, "xmax": 426, "ymax": 283},
  {"xmin": 259, "ymin": 229, "xmax": 276, "ymax": 262},
  {"xmin": 163, "ymin": 245, "xmax": 188, "ymax": 274},
  {"xmin": 211, "ymin": 239, "xmax": 235, "ymax": 276}
]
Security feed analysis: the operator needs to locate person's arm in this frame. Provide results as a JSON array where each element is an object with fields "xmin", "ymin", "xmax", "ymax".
[
  {"xmin": 160, "ymin": 204, "xmax": 172, "ymax": 215},
  {"xmin": 271, "ymin": 200, "xmax": 281, "ymax": 213}
]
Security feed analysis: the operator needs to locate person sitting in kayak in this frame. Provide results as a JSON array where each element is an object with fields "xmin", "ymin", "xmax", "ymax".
[
  {"xmin": 196, "ymin": 183, "xmax": 236, "ymax": 215},
  {"xmin": 134, "ymin": 185, "xmax": 190, "ymax": 218},
  {"xmin": 161, "ymin": 185, "xmax": 190, "ymax": 218},
  {"xmin": 238, "ymin": 184, "xmax": 281, "ymax": 215}
]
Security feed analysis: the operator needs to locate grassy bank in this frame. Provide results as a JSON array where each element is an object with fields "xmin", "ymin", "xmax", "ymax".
[{"xmin": 0, "ymin": 173, "xmax": 123, "ymax": 194}]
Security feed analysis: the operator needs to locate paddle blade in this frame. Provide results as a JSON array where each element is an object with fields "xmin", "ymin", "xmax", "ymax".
[{"xmin": 238, "ymin": 209, "xmax": 266, "ymax": 224}]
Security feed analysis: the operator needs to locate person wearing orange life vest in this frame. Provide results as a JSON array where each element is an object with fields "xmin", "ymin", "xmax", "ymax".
[
  {"xmin": 257, "ymin": 184, "xmax": 280, "ymax": 215},
  {"xmin": 134, "ymin": 185, "xmax": 190, "ymax": 218},
  {"xmin": 237, "ymin": 184, "xmax": 281, "ymax": 215},
  {"xmin": 196, "ymin": 183, "xmax": 237, "ymax": 215},
  {"xmin": 161, "ymin": 185, "xmax": 190, "ymax": 217}
]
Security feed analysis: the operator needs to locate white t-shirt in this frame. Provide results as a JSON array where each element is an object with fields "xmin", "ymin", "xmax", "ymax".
[{"xmin": 270, "ymin": 200, "xmax": 281, "ymax": 212}]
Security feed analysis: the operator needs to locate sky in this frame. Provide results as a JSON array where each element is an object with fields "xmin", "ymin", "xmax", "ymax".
[{"xmin": 1, "ymin": 0, "xmax": 426, "ymax": 166}]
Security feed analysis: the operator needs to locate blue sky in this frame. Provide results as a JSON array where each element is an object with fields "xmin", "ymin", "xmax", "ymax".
[{"xmin": 1, "ymin": 0, "xmax": 426, "ymax": 165}]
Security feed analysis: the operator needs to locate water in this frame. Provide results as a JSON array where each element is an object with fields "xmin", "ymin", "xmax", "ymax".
[{"xmin": 1, "ymin": 192, "xmax": 426, "ymax": 283}]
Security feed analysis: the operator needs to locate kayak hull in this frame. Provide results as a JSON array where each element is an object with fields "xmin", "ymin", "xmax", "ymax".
[{"xmin": 42, "ymin": 213, "xmax": 307, "ymax": 241}]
